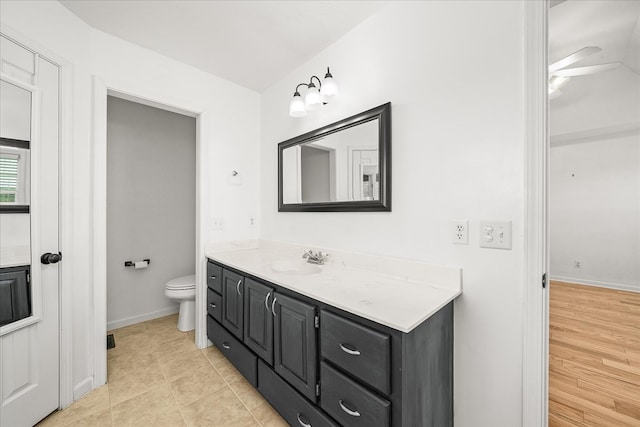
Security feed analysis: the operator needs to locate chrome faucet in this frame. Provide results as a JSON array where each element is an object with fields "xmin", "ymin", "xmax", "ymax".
[{"xmin": 302, "ymin": 249, "xmax": 328, "ymax": 265}]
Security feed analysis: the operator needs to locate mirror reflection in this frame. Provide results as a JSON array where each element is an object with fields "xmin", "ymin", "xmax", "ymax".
[
  {"xmin": 0, "ymin": 80, "xmax": 32, "ymax": 209},
  {"xmin": 282, "ymin": 119, "xmax": 379, "ymax": 204}
]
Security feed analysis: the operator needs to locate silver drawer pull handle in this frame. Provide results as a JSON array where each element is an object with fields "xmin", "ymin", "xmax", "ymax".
[
  {"xmin": 236, "ymin": 279, "xmax": 242, "ymax": 295},
  {"xmin": 339, "ymin": 343, "xmax": 361, "ymax": 356},
  {"xmin": 296, "ymin": 413, "xmax": 311, "ymax": 427},
  {"xmin": 339, "ymin": 400, "xmax": 360, "ymax": 417},
  {"xmin": 271, "ymin": 297, "xmax": 277, "ymax": 317},
  {"xmin": 265, "ymin": 292, "xmax": 271, "ymax": 310},
  {"xmin": 209, "ymin": 275, "xmax": 216, "ymax": 280},
  {"xmin": 222, "ymin": 342, "xmax": 230, "ymax": 349},
  {"xmin": 209, "ymin": 303, "xmax": 216, "ymax": 308}
]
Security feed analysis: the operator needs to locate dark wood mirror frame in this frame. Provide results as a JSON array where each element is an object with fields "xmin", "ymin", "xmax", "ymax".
[{"xmin": 278, "ymin": 102, "xmax": 391, "ymax": 212}]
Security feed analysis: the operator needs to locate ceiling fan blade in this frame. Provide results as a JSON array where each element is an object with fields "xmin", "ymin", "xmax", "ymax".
[
  {"xmin": 549, "ymin": 46, "xmax": 601, "ymax": 73},
  {"xmin": 549, "ymin": 89, "xmax": 563, "ymax": 101},
  {"xmin": 554, "ymin": 62, "xmax": 621, "ymax": 77}
]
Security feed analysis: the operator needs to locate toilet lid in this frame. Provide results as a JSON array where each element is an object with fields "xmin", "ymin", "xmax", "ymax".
[{"xmin": 166, "ymin": 274, "xmax": 196, "ymax": 290}]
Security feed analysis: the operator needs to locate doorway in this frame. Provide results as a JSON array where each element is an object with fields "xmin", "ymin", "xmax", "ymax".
[
  {"xmin": 106, "ymin": 96, "xmax": 196, "ymax": 331},
  {"xmin": 547, "ymin": 1, "xmax": 640, "ymax": 424},
  {"xmin": 93, "ymin": 81, "xmax": 207, "ymax": 389}
]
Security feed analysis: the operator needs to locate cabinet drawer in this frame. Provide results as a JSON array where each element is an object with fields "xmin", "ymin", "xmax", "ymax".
[
  {"xmin": 320, "ymin": 311, "xmax": 391, "ymax": 394},
  {"xmin": 320, "ymin": 362, "xmax": 390, "ymax": 427},
  {"xmin": 207, "ymin": 288, "xmax": 222, "ymax": 322},
  {"xmin": 207, "ymin": 315, "xmax": 257, "ymax": 386},
  {"xmin": 258, "ymin": 360, "xmax": 338, "ymax": 427},
  {"xmin": 206, "ymin": 262, "xmax": 223, "ymax": 294}
]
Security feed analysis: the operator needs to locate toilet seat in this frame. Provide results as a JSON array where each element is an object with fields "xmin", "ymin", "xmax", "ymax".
[{"xmin": 165, "ymin": 274, "xmax": 196, "ymax": 290}]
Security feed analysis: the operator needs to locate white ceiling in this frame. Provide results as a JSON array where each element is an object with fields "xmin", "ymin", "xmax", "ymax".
[
  {"xmin": 549, "ymin": 0, "xmax": 640, "ymax": 89},
  {"xmin": 60, "ymin": 0, "xmax": 387, "ymax": 92}
]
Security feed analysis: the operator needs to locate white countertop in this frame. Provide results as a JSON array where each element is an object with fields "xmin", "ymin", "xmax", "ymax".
[
  {"xmin": 205, "ymin": 240, "xmax": 462, "ymax": 333},
  {"xmin": 0, "ymin": 245, "xmax": 31, "ymax": 268}
]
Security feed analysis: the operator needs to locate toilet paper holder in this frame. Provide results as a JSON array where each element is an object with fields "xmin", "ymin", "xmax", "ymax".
[{"xmin": 124, "ymin": 259, "xmax": 150, "ymax": 267}]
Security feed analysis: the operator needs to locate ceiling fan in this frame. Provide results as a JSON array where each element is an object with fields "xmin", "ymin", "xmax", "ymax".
[{"xmin": 548, "ymin": 46, "xmax": 621, "ymax": 100}]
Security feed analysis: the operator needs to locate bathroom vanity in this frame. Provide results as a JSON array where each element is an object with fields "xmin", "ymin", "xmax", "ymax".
[{"xmin": 206, "ymin": 242, "xmax": 461, "ymax": 427}]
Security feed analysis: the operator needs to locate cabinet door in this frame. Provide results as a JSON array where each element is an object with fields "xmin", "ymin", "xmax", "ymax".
[
  {"xmin": 244, "ymin": 278, "xmax": 274, "ymax": 365},
  {"xmin": 273, "ymin": 292, "xmax": 318, "ymax": 402},
  {"xmin": 221, "ymin": 269, "xmax": 244, "ymax": 340}
]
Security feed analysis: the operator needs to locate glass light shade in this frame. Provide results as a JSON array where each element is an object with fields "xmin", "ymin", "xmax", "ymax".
[
  {"xmin": 321, "ymin": 76, "xmax": 338, "ymax": 98},
  {"xmin": 304, "ymin": 85, "xmax": 322, "ymax": 110},
  {"xmin": 289, "ymin": 93, "xmax": 306, "ymax": 117}
]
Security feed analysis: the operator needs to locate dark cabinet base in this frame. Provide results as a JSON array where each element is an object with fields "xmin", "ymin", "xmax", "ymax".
[
  {"xmin": 206, "ymin": 258, "xmax": 454, "ymax": 427},
  {"xmin": 207, "ymin": 315, "xmax": 257, "ymax": 386},
  {"xmin": 320, "ymin": 361, "xmax": 390, "ymax": 427},
  {"xmin": 259, "ymin": 360, "xmax": 338, "ymax": 427},
  {"xmin": 0, "ymin": 266, "xmax": 31, "ymax": 327}
]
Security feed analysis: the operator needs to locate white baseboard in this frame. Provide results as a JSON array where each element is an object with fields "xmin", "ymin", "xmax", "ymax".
[
  {"xmin": 107, "ymin": 306, "xmax": 179, "ymax": 331},
  {"xmin": 551, "ymin": 275, "xmax": 640, "ymax": 293},
  {"xmin": 73, "ymin": 377, "xmax": 93, "ymax": 401}
]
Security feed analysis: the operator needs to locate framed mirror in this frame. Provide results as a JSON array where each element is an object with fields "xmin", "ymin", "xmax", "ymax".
[{"xmin": 278, "ymin": 102, "xmax": 391, "ymax": 212}]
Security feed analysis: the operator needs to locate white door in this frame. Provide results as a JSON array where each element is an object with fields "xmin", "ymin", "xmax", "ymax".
[{"xmin": 0, "ymin": 35, "xmax": 60, "ymax": 427}]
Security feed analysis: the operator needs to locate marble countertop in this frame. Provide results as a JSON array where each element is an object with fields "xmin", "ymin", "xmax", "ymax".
[{"xmin": 205, "ymin": 240, "xmax": 462, "ymax": 333}]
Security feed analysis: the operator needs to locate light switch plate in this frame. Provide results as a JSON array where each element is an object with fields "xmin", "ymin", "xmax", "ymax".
[{"xmin": 479, "ymin": 221, "xmax": 512, "ymax": 250}]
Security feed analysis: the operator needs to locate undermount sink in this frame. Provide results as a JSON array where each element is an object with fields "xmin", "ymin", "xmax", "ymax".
[{"xmin": 270, "ymin": 259, "xmax": 322, "ymax": 275}]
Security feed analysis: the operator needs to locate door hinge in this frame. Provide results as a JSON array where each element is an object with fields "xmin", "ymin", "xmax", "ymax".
[
  {"xmin": 315, "ymin": 383, "xmax": 320, "ymax": 396},
  {"xmin": 542, "ymin": 273, "xmax": 547, "ymax": 289},
  {"xmin": 314, "ymin": 314, "xmax": 319, "ymax": 328}
]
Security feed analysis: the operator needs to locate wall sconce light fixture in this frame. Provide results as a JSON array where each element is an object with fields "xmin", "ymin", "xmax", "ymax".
[{"xmin": 289, "ymin": 67, "xmax": 339, "ymax": 118}]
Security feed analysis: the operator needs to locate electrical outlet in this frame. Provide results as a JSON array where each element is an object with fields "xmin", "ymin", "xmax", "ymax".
[
  {"xmin": 210, "ymin": 217, "xmax": 225, "ymax": 230},
  {"xmin": 451, "ymin": 220, "xmax": 469, "ymax": 245},
  {"xmin": 248, "ymin": 217, "xmax": 256, "ymax": 228},
  {"xmin": 574, "ymin": 261, "xmax": 581, "ymax": 268}
]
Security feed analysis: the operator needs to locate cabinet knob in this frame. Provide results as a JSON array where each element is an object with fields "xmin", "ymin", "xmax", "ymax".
[
  {"xmin": 209, "ymin": 275, "xmax": 216, "ymax": 280},
  {"xmin": 209, "ymin": 303, "xmax": 216, "ymax": 309},
  {"xmin": 339, "ymin": 400, "xmax": 361, "ymax": 417},
  {"xmin": 296, "ymin": 413, "xmax": 312, "ymax": 427},
  {"xmin": 339, "ymin": 343, "xmax": 361, "ymax": 356},
  {"xmin": 222, "ymin": 342, "xmax": 230, "ymax": 349}
]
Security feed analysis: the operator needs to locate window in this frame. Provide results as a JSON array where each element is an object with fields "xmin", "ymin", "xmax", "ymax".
[{"xmin": 0, "ymin": 152, "xmax": 19, "ymax": 203}]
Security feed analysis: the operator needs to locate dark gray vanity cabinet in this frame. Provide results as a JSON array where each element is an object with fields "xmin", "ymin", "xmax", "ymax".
[
  {"xmin": 206, "ymin": 259, "xmax": 454, "ymax": 427},
  {"xmin": 221, "ymin": 269, "xmax": 244, "ymax": 340},
  {"xmin": 243, "ymin": 278, "xmax": 274, "ymax": 365},
  {"xmin": 207, "ymin": 314, "xmax": 257, "ymax": 386},
  {"xmin": 0, "ymin": 266, "xmax": 31, "ymax": 327},
  {"xmin": 273, "ymin": 292, "xmax": 318, "ymax": 403},
  {"xmin": 258, "ymin": 360, "xmax": 338, "ymax": 427},
  {"xmin": 206, "ymin": 262, "xmax": 223, "ymax": 294}
]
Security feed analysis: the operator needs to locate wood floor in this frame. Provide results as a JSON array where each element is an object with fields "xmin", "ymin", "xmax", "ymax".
[{"xmin": 549, "ymin": 280, "xmax": 640, "ymax": 426}]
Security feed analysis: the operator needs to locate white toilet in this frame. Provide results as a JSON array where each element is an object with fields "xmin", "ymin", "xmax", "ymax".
[{"xmin": 164, "ymin": 274, "xmax": 196, "ymax": 332}]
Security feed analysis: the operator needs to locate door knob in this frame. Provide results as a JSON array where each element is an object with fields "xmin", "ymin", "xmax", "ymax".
[{"xmin": 41, "ymin": 252, "xmax": 62, "ymax": 265}]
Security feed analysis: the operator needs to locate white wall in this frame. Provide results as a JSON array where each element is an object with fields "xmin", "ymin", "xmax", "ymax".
[
  {"xmin": 550, "ymin": 134, "xmax": 640, "ymax": 290},
  {"xmin": 261, "ymin": 2, "xmax": 525, "ymax": 426},
  {"xmin": 550, "ymin": 66, "xmax": 640, "ymax": 137},
  {"xmin": 549, "ymin": 61, "xmax": 640, "ymax": 291},
  {"xmin": 106, "ymin": 96, "xmax": 196, "ymax": 329},
  {"xmin": 1, "ymin": 0, "xmax": 261, "ymax": 400}
]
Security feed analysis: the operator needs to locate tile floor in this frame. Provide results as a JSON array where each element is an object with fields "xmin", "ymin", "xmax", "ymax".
[{"xmin": 37, "ymin": 314, "xmax": 287, "ymax": 426}]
